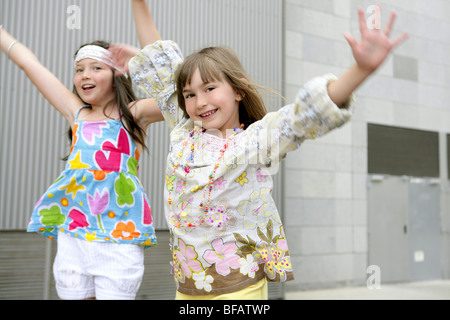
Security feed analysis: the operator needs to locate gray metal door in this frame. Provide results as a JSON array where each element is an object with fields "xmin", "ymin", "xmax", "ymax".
[
  {"xmin": 408, "ymin": 179, "xmax": 442, "ymax": 281},
  {"xmin": 368, "ymin": 175, "xmax": 442, "ymax": 284},
  {"xmin": 368, "ymin": 176, "xmax": 409, "ymax": 283}
]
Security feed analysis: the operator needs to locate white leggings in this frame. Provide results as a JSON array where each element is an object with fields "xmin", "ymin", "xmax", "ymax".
[{"xmin": 53, "ymin": 231, "xmax": 144, "ymax": 300}]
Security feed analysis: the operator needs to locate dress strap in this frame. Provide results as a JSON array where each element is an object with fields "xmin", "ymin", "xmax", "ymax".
[{"xmin": 75, "ymin": 104, "xmax": 90, "ymax": 121}]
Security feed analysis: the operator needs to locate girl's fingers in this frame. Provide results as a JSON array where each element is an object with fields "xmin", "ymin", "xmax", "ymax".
[
  {"xmin": 343, "ymin": 32, "xmax": 358, "ymax": 50},
  {"xmin": 383, "ymin": 11, "xmax": 397, "ymax": 37},
  {"xmin": 358, "ymin": 7, "xmax": 368, "ymax": 37},
  {"xmin": 391, "ymin": 32, "xmax": 409, "ymax": 48}
]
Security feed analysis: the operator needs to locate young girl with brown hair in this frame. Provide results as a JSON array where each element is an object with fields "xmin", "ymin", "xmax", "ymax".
[{"xmin": 119, "ymin": 1, "xmax": 408, "ymax": 299}]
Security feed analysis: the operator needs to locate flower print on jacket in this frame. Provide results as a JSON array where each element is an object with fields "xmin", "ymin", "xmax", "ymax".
[
  {"xmin": 213, "ymin": 176, "xmax": 227, "ymax": 190},
  {"xmin": 234, "ymin": 220, "xmax": 292, "ymax": 281},
  {"xmin": 203, "ymin": 239, "xmax": 241, "ymax": 277},
  {"xmin": 193, "ymin": 271, "xmax": 214, "ymax": 292},
  {"xmin": 256, "ymin": 168, "xmax": 267, "ymax": 182},
  {"xmin": 235, "ymin": 171, "xmax": 248, "ymax": 186},
  {"xmin": 237, "ymin": 188, "xmax": 278, "ymax": 229},
  {"xmin": 254, "ymin": 242, "xmax": 292, "ymax": 281},
  {"xmin": 173, "ymin": 238, "xmax": 203, "ymax": 282},
  {"xmin": 202, "ymin": 200, "xmax": 236, "ymax": 236},
  {"xmin": 239, "ymin": 254, "xmax": 259, "ymax": 278}
]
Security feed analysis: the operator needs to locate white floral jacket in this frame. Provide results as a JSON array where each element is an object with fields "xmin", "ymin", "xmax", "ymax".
[{"xmin": 129, "ymin": 41, "xmax": 354, "ymax": 295}]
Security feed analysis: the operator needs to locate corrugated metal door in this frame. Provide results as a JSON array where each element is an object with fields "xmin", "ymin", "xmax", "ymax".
[{"xmin": 1, "ymin": 0, "xmax": 284, "ymax": 299}]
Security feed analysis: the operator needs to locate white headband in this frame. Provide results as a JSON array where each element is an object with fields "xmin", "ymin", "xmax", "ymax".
[{"xmin": 74, "ymin": 45, "xmax": 126, "ymax": 77}]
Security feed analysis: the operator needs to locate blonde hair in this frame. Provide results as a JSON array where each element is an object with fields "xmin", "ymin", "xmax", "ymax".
[{"xmin": 175, "ymin": 46, "xmax": 269, "ymax": 128}]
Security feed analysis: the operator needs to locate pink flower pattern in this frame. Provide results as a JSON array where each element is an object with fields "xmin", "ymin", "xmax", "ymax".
[
  {"xmin": 174, "ymin": 239, "xmax": 203, "ymax": 279},
  {"xmin": 203, "ymin": 239, "xmax": 241, "ymax": 276},
  {"xmin": 213, "ymin": 176, "xmax": 227, "ymax": 190},
  {"xmin": 256, "ymin": 168, "xmax": 267, "ymax": 182}
]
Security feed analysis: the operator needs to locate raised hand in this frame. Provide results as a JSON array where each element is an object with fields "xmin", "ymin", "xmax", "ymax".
[
  {"xmin": 108, "ymin": 44, "xmax": 139, "ymax": 75},
  {"xmin": 344, "ymin": 8, "xmax": 408, "ymax": 72}
]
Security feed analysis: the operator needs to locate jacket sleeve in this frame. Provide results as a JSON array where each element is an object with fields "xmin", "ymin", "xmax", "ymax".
[
  {"xmin": 245, "ymin": 73, "xmax": 354, "ymax": 175},
  {"xmin": 129, "ymin": 40, "xmax": 185, "ymax": 131}
]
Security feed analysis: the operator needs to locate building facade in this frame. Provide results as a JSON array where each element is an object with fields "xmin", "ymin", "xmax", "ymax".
[{"xmin": 283, "ymin": 0, "xmax": 450, "ymax": 290}]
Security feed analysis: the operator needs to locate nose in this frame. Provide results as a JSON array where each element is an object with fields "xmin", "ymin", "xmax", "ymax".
[
  {"xmin": 81, "ymin": 69, "xmax": 91, "ymax": 79},
  {"xmin": 196, "ymin": 93, "xmax": 207, "ymax": 109}
]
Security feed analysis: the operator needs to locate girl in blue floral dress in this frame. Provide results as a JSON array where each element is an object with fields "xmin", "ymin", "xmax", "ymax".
[{"xmin": 1, "ymin": 23, "xmax": 163, "ymax": 299}]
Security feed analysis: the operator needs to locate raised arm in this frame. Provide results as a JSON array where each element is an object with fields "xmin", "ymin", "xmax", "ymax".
[
  {"xmin": 327, "ymin": 8, "xmax": 408, "ymax": 107},
  {"xmin": 1, "ymin": 27, "xmax": 81, "ymax": 125},
  {"xmin": 122, "ymin": 1, "xmax": 165, "ymax": 128},
  {"xmin": 132, "ymin": 0, "xmax": 161, "ymax": 48},
  {"xmin": 109, "ymin": 0, "xmax": 162, "ymax": 74}
]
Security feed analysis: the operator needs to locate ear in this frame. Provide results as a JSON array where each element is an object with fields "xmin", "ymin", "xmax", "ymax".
[{"xmin": 235, "ymin": 77, "xmax": 248, "ymax": 101}]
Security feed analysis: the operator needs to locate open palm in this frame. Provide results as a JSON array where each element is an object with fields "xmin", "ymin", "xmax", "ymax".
[
  {"xmin": 344, "ymin": 8, "xmax": 408, "ymax": 72},
  {"xmin": 109, "ymin": 44, "xmax": 139, "ymax": 75}
]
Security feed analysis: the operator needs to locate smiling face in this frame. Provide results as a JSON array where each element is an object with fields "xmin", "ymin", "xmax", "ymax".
[
  {"xmin": 73, "ymin": 58, "xmax": 116, "ymax": 108},
  {"xmin": 182, "ymin": 68, "xmax": 242, "ymax": 137}
]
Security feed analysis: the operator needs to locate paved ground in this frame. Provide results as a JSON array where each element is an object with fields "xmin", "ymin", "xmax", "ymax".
[{"xmin": 285, "ymin": 280, "xmax": 450, "ymax": 300}]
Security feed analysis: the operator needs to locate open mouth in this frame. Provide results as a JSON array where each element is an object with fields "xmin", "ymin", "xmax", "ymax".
[
  {"xmin": 199, "ymin": 109, "xmax": 218, "ymax": 119},
  {"xmin": 82, "ymin": 84, "xmax": 96, "ymax": 92}
]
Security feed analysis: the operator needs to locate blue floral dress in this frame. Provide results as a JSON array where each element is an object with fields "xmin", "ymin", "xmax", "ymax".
[{"xmin": 27, "ymin": 105, "xmax": 157, "ymax": 247}]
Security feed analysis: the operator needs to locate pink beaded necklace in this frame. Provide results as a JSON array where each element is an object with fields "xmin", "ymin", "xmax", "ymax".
[{"xmin": 168, "ymin": 124, "xmax": 244, "ymax": 228}]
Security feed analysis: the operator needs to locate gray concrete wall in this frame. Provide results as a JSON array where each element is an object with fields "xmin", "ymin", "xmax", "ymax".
[{"xmin": 283, "ymin": 0, "xmax": 450, "ymax": 291}]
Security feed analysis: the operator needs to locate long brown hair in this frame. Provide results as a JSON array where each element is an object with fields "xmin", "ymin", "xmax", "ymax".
[
  {"xmin": 175, "ymin": 46, "xmax": 268, "ymax": 128},
  {"xmin": 65, "ymin": 40, "xmax": 146, "ymax": 159}
]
